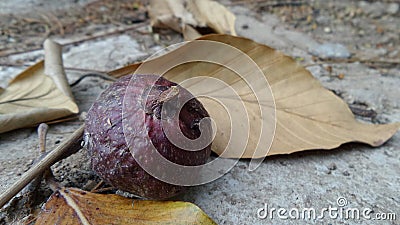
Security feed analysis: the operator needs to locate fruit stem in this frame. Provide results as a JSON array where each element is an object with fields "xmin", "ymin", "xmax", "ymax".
[{"xmin": 158, "ymin": 86, "xmax": 179, "ymax": 103}]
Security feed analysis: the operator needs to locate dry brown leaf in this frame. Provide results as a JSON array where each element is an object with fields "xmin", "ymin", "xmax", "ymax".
[
  {"xmin": 44, "ymin": 39, "xmax": 75, "ymax": 99},
  {"xmin": 186, "ymin": 0, "xmax": 236, "ymax": 35},
  {"xmin": 148, "ymin": 0, "xmax": 196, "ymax": 33},
  {"xmin": 0, "ymin": 61, "xmax": 78, "ymax": 133},
  {"xmin": 183, "ymin": 24, "xmax": 202, "ymax": 41},
  {"xmin": 109, "ymin": 34, "xmax": 400, "ymax": 158},
  {"xmin": 148, "ymin": 0, "xmax": 236, "ymax": 40},
  {"xmin": 35, "ymin": 188, "xmax": 216, "ymax": 225}
]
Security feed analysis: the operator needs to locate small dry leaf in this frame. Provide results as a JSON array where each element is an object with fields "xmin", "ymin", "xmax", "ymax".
[
  {"xmin": 186, "ymin": 0, "xmax": 236, "ymax": 35},
  {"xmin": 148, "ymin": 0, "xmax": 236, "ymax": 40},
  {"xmin": 0, "ymin": 61, "xmax": 78, "ymax": 133},
  {"xmin": 109, "ymin": 34, "xmax": 400, "ymax": 158},
  {"xmin": 183, "ymin": 24, "xmax": 202, "ymax": 41},
  {"xmin": 148, "ymin": 0, "xmax": 196, "ymax": 32},
  {"xmin": 35, "ymin": 188, "xmax": 216, "ymax": 225}
]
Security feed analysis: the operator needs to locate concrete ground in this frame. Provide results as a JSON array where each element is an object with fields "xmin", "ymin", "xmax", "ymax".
[{"xmin": 0, "ymin": 0, "xmax": 399, "ymax": 224}]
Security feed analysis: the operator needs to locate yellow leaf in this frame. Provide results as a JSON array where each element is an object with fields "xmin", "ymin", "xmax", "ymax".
[
  {"xmin": 109, "ymin": 34, "xmax": 400, "ymax": 159},
  {"xmin": 35, "ymin": 188, "xmax": 216, "ymax": 225},
  {"xmin": 148, "ymin": 0, "xmax": 236, "ymax": 40},
  {"xmin": 0, "ymin": 61, "xmax": 79, "ymax": 133}
]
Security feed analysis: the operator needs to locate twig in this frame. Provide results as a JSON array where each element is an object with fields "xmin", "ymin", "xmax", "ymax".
[
  {"xmin": 91, "ymin": 187, "xmax": 116, "ymax": 193},
  {"xmin": 70, "ymin": 73, "xmax": 117, "ymax": 87},
  {"xmin": 0, "ymin": 22, "xmax": 148, "ymax": 58},
  {"xmin": 61, "ymin": 22, "xmax": 148, "ymax": 47},
  {"xmin": 0, "ymin": 124, "xmax": 84, "ymax": 209},
  {"xmin": 4, "ymin": 124, "xmax": 50, "ymax": 212},
  {"xmin": 0, "ymin": 47, "xmax": 43, "ymax": 57},
  {"xmin": 47, "ymin": 12, "xmax": 65, "ymax": 36},
  {"xmin": 0, "ymin": 61, "xmax": 115, "ymax": 86},
  {"xmin": 0, "ymin": 62, "xmax": 27, "ymax": 67},
  {"xmin": 28, "ymin": 124, "xmax": 50, "ymax": 190},
  {"xmin": 43, "ymin": 169, "xmax": 61, "ymax": 192},
  {"xmin": 38, "ymin": 123, "xmax": 49, "ymax": 154},
  {"xmin": 44, "ymin": 115, "xmax": 80, "ymax": 125},
  {"xmin": 38, "ymin": 13, "xmax": 53, "ymax": 40},
  {"xmin": 304, "ymin": 58, "xmax": 400, "ymax": 68},
  {"xmin": 228, "ymin": 0, "xmax": 306, "ymax": 7},
  {"xmin": 90, "ymin": 180, "xmax": 104, "ymax": 192},
  {"xmin": 64, "ymin": 67, "xmax": 108, "ymax": 74},
  {"xmin": 0, "ymin": 62, "xmax": 109, "ymax": 75},
  {"xmin": 22, "ymin": 124, "xmax": 49, "ymax": 200}
]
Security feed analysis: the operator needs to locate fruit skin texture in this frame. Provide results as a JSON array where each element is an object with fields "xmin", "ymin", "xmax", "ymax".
[{"xmin": 85, "ymin": 74, "xmax": 211, "ymax": 199}]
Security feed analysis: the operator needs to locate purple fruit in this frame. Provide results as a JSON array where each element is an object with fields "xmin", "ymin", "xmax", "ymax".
[{"xmin": 85, "ymin": 74, "xmax": 211, "ymax": 199}]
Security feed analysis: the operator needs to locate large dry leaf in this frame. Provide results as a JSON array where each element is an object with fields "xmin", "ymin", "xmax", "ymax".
[
  {"xmin": 35, "ymin": 188, "xmax": 216, "ymax": 225},
  {"xmin": 0, "ymin": 61, "xmax": 78, "ymax": 133},
  {"xmin": 109, "ymin": 34, "xmax": 400, "ymax": 158},
  {"xmin": 148, "ymin": 0, "xmax": 236, "ymax": 40}
]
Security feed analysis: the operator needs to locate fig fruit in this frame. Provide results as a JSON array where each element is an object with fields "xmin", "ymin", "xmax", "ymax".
[{"xmin": 85, "ymin": 74, "xmax": 211, "ymax": 199}]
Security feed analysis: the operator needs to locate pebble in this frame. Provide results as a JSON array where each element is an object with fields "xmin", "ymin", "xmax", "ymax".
[
  {"xmin": 342, "ymin": 171, "xmax": 350, "ymax": 176},
  {"xmin": 323, "ymin": 27, "xmax": 332, "ymax": 33},
  {"xmin": 327, "ymin": 162, "xmax": 337, "ymax": 171},
  {"xmin": 387, "ymin": 3, "xmax": 399, "ymax": 15},
  {"xmin": 310, "ymin": 43, "xmax": 351, "ymax": 59}
]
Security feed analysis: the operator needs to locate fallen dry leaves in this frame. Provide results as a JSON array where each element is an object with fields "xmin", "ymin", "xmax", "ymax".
[
  {"xmin": 35, "ymin": 188, "xmax": 216, "ymax": 225},
  {"xmin": 0, "ymin": 61, "xmax": 78, "ymax": 134},
  {"xmin": 148, "ymin": 0, "xmax": 236, "ymax": 40}
]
